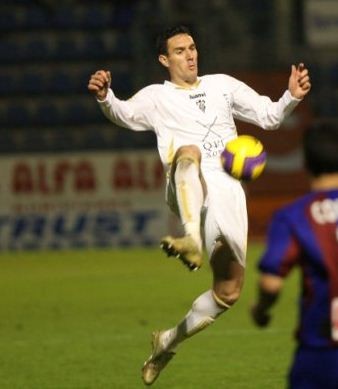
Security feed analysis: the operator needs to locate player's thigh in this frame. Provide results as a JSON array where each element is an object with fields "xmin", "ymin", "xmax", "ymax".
[{"xmin": 203, "ymin": 175, "xmax": 247, "ymax": 267}]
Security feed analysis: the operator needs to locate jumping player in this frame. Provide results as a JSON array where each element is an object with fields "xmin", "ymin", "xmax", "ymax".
[
  {"xmin": 251, "ymin": 121, "xmax": 338, "ymax": 389},
  {"xmin": 88, "ymin": 25, "xmax": 311, "ymax": 385}
]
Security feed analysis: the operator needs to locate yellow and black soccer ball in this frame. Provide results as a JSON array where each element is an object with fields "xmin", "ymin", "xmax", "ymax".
[{"xmin": 221, "ymin": 135, "xmax": 267, "ymax": 181}]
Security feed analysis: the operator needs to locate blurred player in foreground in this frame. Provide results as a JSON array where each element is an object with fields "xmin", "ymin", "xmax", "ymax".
[
  {"xmin": 88, "ymin": 25, "xmax": 311, "ymax": 385},
  {"xmin": 251, "ymin": 121, "xmax": 338, "ymax": 389}
]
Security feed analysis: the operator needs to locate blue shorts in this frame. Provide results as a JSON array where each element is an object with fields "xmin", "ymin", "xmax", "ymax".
[{"xmin": 289, "ymin": 346, "xmax": 338, "ymax": 389}]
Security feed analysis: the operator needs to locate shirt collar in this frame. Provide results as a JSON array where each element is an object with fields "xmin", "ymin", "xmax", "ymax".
[{"xmin": 164, "ymin": 78, "xmax": 201, "ymax": 90}]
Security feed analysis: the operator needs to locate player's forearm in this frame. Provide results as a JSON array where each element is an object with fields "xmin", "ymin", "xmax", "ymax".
[
  {"xmin": 97, "ymin": 88, "xmax": 132, "ymax": 128},
  {"xmin": 233, "ymin": 85, "xmax": 301, "ymax": 130},
  {"xmin": 251, "ymin": 274, "xmax": 283, "ymax": 327},
  {"xmin": 256, "ymin": 90, "xmax": 301, "ymax": 130},
  {"xmin": 275, "ymin": 90, "xmax": 302, "ymax": 124}
]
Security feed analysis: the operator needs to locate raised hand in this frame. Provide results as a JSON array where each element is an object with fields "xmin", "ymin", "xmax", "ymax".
[
  {"xmin": 88, "ymin": 70, "xmax": 111, "ymax": 100},
  {"xmin": 288, "ymin": 63, "xmax": 311, "ymax": 99}
]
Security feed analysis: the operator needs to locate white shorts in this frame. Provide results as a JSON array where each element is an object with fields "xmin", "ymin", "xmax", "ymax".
[{"xmin": 165, "ymin": 169, "xmax": 248, "ymax": 267}]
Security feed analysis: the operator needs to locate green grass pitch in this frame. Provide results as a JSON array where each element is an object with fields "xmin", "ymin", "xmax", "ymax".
[{"xmin": 0, "ymin": 243, "xmax": 299, "ymax": 388}]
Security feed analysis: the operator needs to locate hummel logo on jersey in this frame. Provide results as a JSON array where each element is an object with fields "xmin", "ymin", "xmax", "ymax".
[{"xmin": 189, "ymin": 92, "xmax": 206, "ymax": 99}]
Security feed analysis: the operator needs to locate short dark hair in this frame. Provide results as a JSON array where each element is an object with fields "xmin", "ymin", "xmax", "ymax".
[
  {"xmin": 156, "ymin": 25, "xmax": 192, "ymax": 55},
  {"xmin": 304, "ymin": 120, "xmax": 338, "ymax": 176}
]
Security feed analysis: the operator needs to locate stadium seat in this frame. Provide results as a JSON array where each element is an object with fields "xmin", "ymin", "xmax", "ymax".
[
  {"xmin": 0, "ymin": 8, "xmax": 20, "ymax": 30},
  {"xmin": 11, "ymin": 129, "xmax": 28, "ymax": 152},
  {"xmin": 52, "ymin": 7, "xmax": 78, "ymax": 29},
  {"xmin": 0, "ymin": 74, "xmax": 17, "ymax": 96},
  {"xmin": 5, "ymin": 103, "xmax": 31, "ymax": 127},
  {"xmin": 24, "ymin": 6, "xmax": 49, "ymax": 29},
  {"xmin": 329, "ymin": 63, "xmax": 338, "ymax": 86},
  {"xmin": 48, "ymin": 71, "xmax": 73, "ymax": 94},
  {"xmin": 82, "ymin": 35, "xmax": 106, "ymax": 59},
  {"xmin": 113, "ymin": 72, "xmax": 133, "ymax": 94},
  {"xmin": 54, "ymin": 37, "xmax": 81, "ymax": 60},
  {"xmin": 24, "ymin": 38, "xmax": 50, "ymax": 61},
  {"xmin": 20, "ymin": 72, "xmax": 46, "ymax": 95},
  {"xmin": 114, "ymin": 34, "xmax": 132, "ymax": 57},
  {"xmin": 0, "ymin": 1, "xmax": 146, "ymax": 153},
  {"xmin": 64, "ymin": 102, "xmax": 90, "ymax": 125},
  {"xmin": 0, "ymin": 130, "xmax": 17, "ymax": 152},
  {"xmin": 0, "ymin": 41, "xmax": 22, "ymax": 63},
  {"xmin": 35, "ymin": 103, "xmax": 61, "ymax": 126},
  {"xmin": 82, "ymin": 5, "xmax": 112, "ymax": 28},
  {"xmin": 112, "ymin": 5, "xmax": 134, "ymax": 28}
]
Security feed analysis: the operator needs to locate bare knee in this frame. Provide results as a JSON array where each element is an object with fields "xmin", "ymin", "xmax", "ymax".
[
  {"xmin": 213, "ymin": 285, "xmax": 242, "ymax": 308},
  {"xmin": 175, "ymin": 145, "xmax": 201, "ymax": 165}
]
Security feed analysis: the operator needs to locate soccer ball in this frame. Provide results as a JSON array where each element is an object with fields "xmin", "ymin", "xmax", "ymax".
[{"xmin": 221, "ymin": 135, "xmax": 267, "ymax": 181}]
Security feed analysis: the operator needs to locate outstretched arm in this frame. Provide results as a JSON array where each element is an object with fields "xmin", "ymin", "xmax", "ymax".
[
  {"xmin": 288, "ymin": 63, "xmax": 311, "ymax": 99},
  {"xmin": 230, "ymin": 66, "xmax": 309, "ymax": 131},
  {"xmin": 88, "ymin": 70, "xmax": 155, "ymax": 131}
]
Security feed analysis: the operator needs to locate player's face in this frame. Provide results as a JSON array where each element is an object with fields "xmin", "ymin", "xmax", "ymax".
[{"xmin": 159, "ymin": 33, "xmax": 198, "ymax": 87}]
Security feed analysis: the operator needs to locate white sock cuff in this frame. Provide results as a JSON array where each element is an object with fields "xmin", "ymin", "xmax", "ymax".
[{"xmin": 212, "ymin": 290, "xmax": 231, "ymax": 310}]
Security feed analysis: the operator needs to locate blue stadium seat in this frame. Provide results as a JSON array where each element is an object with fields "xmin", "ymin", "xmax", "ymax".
[
  {"xmin": 113, "ymin": 72, "xmax": 132, "ymax": 94},
  {"xmin": 73, "ymin": 70, "xmax": 91, "ymax": 93},
  {"xmin": 5, "ymin": 103, "xmax": 31, "ymax": 127},
  {"xmin": 11, "ymin": 129, "xmax": 28, "ymax": 152},
  {"xmin": 82, "ymin": 35, "xmax": 106, "ymax": 59},
  {"xmin": 45, "ymin": 128, "xmax": 73, "ymax": 151},
  {"xmin": 24, "ymin": 129, "xmax": 49, "ymax": 151},
  {"xmin": 114, "ymin": 34, "xmax": 132, "ymax": 57},
  {"xmin": 20, "ymin": 72, "xmax": 46, "ymax": 94},
  {"xmin": 112, "ymin": 5, "xmax": 134, "ymax": 28},
  {"xmin": 35, "ymin": 103, "xmax": 61, "ymax": 126},
  {"xmin": 0, "ymin": 74, "xmax": 17, "ymax": 96},
  {"xmin": 329, "ymin": 63, "xmax": 338, "ymax": 85},
  {"xmin": 0, "ymin": 8, "xmax": 20, "ymax": 30},
  {"xmin": 0, "ymin": 41, "xmax": 22, "ymax": 62},
  {"xmin": 24, "ymin": 38, "xmax": 50, "ymax": 61},
  {"xmin": 64, "ymin": 102, "xmax": 90, "ymax": 125},
  {"xmin": 54, "ymin": 37, "xmax": 80, "ymax": 60},
  {"xmin": 0, "ymin": 130, "xmax": 17, "ymax": 152},
  {"xmin": 48, "ymin": 71, "xmax": 73, "ymax": 94},
  {"xmin": 82, "ymin": 5, "xmax": 112, "ymax": 28},
  {"xmin": 24, "ymin": 6, "xmax": 49, "ymax": 29}
]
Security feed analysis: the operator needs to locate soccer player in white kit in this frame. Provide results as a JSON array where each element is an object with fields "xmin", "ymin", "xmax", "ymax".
[{"xmin": 88, "ymin": 25, "xmax": 311, "ymax": 385}]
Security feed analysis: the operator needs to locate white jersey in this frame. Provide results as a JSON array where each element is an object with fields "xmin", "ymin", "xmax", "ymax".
[
  {"xmin": 98, "ymin": 73, "xmax": 300, "ymax": 175},
  {"xmin": 98, "ymin": 73, "xmax": 300, "ymax": 265}
]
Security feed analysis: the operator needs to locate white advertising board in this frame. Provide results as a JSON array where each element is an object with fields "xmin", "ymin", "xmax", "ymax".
[
  {"xmin": 305, "ymin": 0, "xmax": 338, "ymax": 46},
  {"xmin": 0, "ymin": 150, "xmax": 174, "ymax": 250}
]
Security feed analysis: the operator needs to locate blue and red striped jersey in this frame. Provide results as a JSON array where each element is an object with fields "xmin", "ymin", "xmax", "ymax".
[{"xmin": 258, "ymin": 190, "xmax": 338, "ymax": 348}]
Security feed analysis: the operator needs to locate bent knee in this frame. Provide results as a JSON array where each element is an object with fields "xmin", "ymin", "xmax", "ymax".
[
  {"xmin": 175, "ymin": 145, "xmax": 201, "ymax": 163},
  {"xmin": 212, "ymin": 287, "xmax": 241, "ymax": 308}
]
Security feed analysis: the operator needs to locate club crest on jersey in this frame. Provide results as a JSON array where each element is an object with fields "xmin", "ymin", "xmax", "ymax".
[
  {"xmin": 190, "ymin": 92, "xmax": 206, "ymax": 112},
  {"xmin": 196, "ymin": 99, "xmax": 206, "ymax": 112}
]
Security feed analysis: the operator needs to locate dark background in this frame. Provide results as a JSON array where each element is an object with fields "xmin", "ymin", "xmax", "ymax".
[
  {"xmin": 1, "ymin": 0, "xmax": 337, "ymax": 237},
  {"xmin": 1, "ymin": 0, "xmax": 336, "ymax": 154}
]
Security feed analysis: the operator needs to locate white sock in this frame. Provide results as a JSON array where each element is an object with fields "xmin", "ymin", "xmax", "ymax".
[
  {"xmin": 161, "ymin": 290, "xmax": 228, "ymax": 351},
  {"xmin": 174, "ymin": 158, "xmax": 203, "ymax": 250}
]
